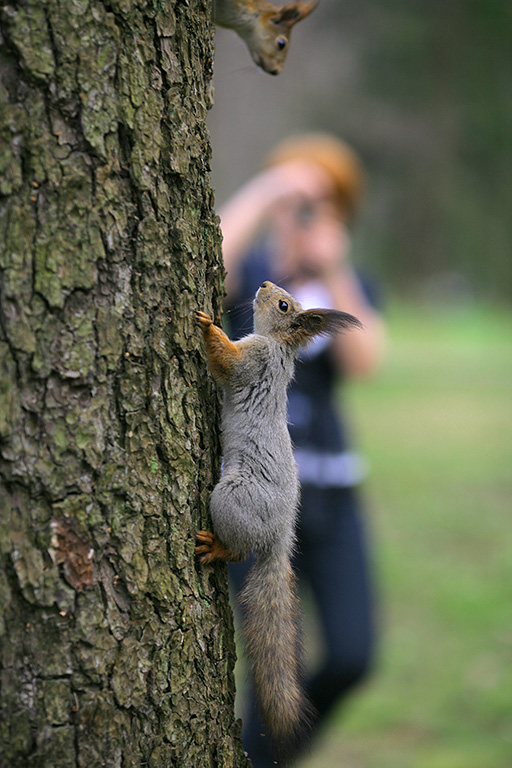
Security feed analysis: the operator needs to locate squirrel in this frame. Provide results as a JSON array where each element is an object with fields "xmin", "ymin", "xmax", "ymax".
[
  {"xmin": 214, "ymin": 0, "xmax": 318, "ymax": 75},
  {"xmin": 195, "ymin": 280, "xmax": 362, "ymax": 759}
]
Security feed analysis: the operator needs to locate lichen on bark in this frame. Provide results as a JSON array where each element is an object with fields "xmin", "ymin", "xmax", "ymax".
[{"xmin": 0, "ymin": 1, "xmax": 249, "ymax": 766}]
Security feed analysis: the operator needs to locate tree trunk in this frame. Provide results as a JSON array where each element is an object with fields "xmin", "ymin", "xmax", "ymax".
[{"xmin": 0, "ymin": 2, "xmax": 249, "ymax": 766}]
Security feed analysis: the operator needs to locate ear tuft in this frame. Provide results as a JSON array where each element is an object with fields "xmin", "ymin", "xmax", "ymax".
[
  {"xmin": 315, "ymin": 308, "xmax": 363, "ymax": 335},
  {"xmin": 270, "ymin": 0, "xmax": 319, "ymax": 27},
  {"xmin": 288, "ymin": 308, "xmax": 362, "ymax": 347}
]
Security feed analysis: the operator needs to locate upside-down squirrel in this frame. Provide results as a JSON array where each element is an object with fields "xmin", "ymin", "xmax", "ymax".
[{"xmin": 214, "ymin": 0, "xmax": 318, "ymax": 75}]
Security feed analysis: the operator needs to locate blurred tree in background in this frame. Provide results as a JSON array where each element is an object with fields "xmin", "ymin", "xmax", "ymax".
[{"xmin": 209, "ymin": 0, "xmax": 512, "ymax": 298}]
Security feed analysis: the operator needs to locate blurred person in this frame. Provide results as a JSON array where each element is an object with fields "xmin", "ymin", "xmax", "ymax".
[{"xmin": 220, "ymin": 134, "xmax": 386, "ymax": 766}]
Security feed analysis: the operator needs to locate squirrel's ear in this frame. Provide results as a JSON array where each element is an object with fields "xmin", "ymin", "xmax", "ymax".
[
  {"xmin": 291, "ymin": 308, "xmax": 362, "ymax": 345},
  {"xmin": 270, "ymin": 0, "xmax": 319, "ymax": 27}
]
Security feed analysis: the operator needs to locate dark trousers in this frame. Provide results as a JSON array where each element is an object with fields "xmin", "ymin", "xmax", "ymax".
[{"xmin": 229, "ymin": 484, "xmax": 376, "ymax": 767}]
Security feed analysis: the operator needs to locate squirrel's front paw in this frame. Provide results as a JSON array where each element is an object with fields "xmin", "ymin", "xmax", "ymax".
[{"xmin": 195, "ymin": 310, "xmax": 213, "ymax": 329}]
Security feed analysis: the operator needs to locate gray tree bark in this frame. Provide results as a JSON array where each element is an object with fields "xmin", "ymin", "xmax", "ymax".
[{"xmin": 0, "ymin": 1, "xmax": 249, "ymax": 766}]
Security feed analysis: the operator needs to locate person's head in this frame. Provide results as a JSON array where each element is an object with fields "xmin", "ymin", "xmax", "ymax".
[
  {"xmin": 265, "ymin": 133, "xmax": 365, "ymax": 279},
  {"xmin": 266, "ymin": 133, "xmax": 364, "ymax": 222}
]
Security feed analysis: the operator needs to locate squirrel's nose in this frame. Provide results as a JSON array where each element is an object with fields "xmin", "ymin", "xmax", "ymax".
[{"xmin": 260, "ymin": 281, "xmax": 269, "ymax": 289}]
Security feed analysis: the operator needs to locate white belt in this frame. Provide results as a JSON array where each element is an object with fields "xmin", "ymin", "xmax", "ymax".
[{"xmin": 294, "ymin": 449, "xmax": 368, "ymax": 489}]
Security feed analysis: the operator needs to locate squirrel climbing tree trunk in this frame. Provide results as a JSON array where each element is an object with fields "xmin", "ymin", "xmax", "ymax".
[{"xmin": 0, "ymin": 2, "xmax": 249, "ymax": 766}]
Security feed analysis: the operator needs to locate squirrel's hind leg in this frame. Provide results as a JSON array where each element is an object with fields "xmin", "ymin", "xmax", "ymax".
[{"xmin": 195, "ymin": 530, "xmax": 245, "ymax": 564}]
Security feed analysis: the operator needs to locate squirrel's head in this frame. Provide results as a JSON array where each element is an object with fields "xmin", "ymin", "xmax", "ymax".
[
  {"xmin": 247, "ymin": 0, "xmax": 318, "ymax": 75},
  {"xmin": 253, "ymin": 281, "xmax": 303, "ymax": 338},
  {"xmin": 253, "ymin": 281, "xmax": 363, "ymax": 349}
]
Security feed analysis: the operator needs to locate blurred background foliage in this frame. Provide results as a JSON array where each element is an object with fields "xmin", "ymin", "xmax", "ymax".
[
  {"xmin": 209, "ymin": 0, "xmax": 512, "ymax": 299},
  {"xmin": 296, "ymin": 303, "xmax": 512, "ymax": 768},
  {"xmin": 209, "ymin": 3, "xmax": 512, "ymax": 766}
]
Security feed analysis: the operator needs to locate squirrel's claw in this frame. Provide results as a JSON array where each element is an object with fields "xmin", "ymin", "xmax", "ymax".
[
  {"xmin": 196, "ymin": 311, "xmax": 213, "ymax": 328},
  {"xmin": 195, "ymin": 530, "xmax": 218, "ymax": 564},
  {"xmin": 196, "ymin": 530, "xmax": 215, "ymax": 545}
]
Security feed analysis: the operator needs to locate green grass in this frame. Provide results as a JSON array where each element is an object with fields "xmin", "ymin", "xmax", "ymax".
[{"xmin": 298, "ymin": 300, "xmax": 512, "ymax": 768}]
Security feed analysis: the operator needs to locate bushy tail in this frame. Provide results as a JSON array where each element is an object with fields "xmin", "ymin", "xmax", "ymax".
[{"xmin": 239, "ymin": 551, "xmax": 313, "ymax": 761}]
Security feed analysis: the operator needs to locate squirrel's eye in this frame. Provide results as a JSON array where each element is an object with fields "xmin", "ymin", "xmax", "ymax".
[
  {"xmin": 278, "ymin": 300, "xmax": 289, "ymax": 313},
  {"xmin": 277, "ymin": 37, "xmax": 287, "ymax": 51}
]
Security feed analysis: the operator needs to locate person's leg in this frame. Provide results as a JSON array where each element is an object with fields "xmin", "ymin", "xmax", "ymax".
[{"xmin": 300, "ymin": 485, "xmax": 376, "ymax": 726}]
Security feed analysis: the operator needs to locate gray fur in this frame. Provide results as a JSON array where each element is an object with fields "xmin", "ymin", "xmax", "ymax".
[{"xmin": 210, "ymin": 333, "xmax": 299, "ymax": 559}]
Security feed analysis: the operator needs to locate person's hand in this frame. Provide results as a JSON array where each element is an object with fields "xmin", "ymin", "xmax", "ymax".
[
  {"xmin": 298, "ymin": 210, "xmax": 351, "ymax": 280},
  {"xmin": 252, "ymin": 159, "xmax": 334, "ymax": 211},
  {"xmin": 272, "ymin": 183, "xmax": 351, "ymax": 281}
]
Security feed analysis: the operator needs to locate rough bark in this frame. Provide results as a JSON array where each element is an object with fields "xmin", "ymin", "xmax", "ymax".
[{"xmin": 0, "ymin": 1, "xmax": 249, "ymax": 766}]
